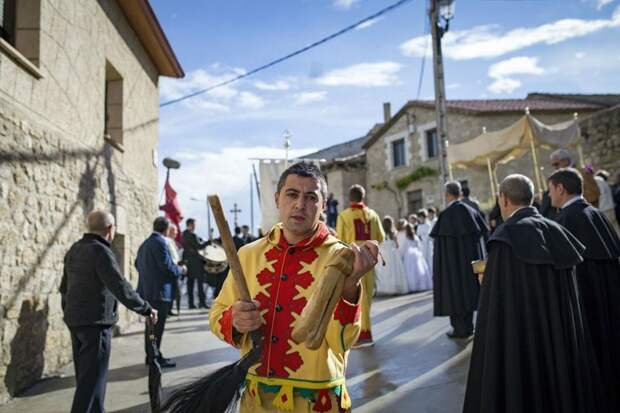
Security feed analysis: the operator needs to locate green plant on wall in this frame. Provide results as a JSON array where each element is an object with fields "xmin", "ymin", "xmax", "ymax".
[{"xmin": 394, "ymin": 167, "xmax": 438, "ymax": 190}]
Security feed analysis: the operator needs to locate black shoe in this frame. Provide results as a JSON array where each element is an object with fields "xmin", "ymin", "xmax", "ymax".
[
  {"xmin": 189, "ymin": 304, "xmax": 197, "ymax": 309},
  {"xmin": 168, "ymin": 310, "xmax": 177, "ymax": 316},
  {"xmin": 158, "ymin": 357, "xmax": 176, "ymax": 368},
  {"xmin": 199, "ymin": 302, "xmax": 210, "ymax": 309},
  {"xmin": 446, "ymin": 330, "xmax": 473, "ymax": 339}
]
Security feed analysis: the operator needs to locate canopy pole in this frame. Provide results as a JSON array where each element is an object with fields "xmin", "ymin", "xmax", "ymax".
[
  {"xmin": 527, "ymin": 123, "xmax": 544, "ymax": 197},
  {"xmin": 486, "ymin": 157, "xmax": 495, "ymax": 204},
  {"xmin": 574, "ymin": 113, "xmax": 585, "ymax": 167}
]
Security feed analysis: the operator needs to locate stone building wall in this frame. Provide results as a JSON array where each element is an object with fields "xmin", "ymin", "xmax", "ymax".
[
  {"xmin": 580, "ymin": 105, "xmax": 620, "ymax": 175},
  {"xmin": 324, "ymin": 163, "xmax": 367, "ymax": 214},
  {"xmin": 0, "ymin": 0, "xmax": 162, "ymax": 402},
  {"xmin": 366, "ymin": 106, "xmax": 593, "ymax": 219}
]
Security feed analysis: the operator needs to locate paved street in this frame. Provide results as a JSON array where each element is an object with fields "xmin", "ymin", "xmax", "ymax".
[{"xmin": 0, "ymin": 291, "xmax": 471, "ymax": 413}]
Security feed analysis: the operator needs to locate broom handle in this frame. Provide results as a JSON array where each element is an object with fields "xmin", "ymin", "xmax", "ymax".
[{"xmin": 208, "ymin": 195, "xmax": 252, "ymax": 302}]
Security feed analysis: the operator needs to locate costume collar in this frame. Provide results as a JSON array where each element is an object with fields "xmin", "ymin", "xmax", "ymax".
[
  {"xmin": 268, "ymin": 222, "xmax": 332, "ymax": 250},
  {"xmin": 349, "ymin": 202, "xmax": 366, "ymax": 209},
  {"xmin": 84, "ymin": 233, "xmax": 110, "ymax": 246}
]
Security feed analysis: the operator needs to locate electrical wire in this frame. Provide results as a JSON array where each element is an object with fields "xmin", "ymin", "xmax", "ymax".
[
  {"xmin": 415, "ymin": 1, "xmax": 430, "ymax": 101},
  {"xmin": 160, "ymin": 0, "xmax": 415, "ymax": 108}
]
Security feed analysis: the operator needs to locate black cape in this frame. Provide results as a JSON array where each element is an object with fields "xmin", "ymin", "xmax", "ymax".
[
  {"xmin": 463, "ymin": 207, "xmax": 608, "ymax": 413},
  {"xmin": 555, "ymin": 198, "xmax": 620, "ymax": 410},
  {"xmin": 430, "ymin": 200, "xmax": 488, "ymax": 316}
]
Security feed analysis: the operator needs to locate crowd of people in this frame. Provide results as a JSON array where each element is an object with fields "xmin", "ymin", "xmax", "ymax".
[{"xmin": 58, "ymin": 152, "xmax": 619, "ymax": 412}]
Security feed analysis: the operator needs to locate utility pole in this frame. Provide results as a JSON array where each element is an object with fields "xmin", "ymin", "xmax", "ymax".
[{"xmin": 429, "ymin": 0, "xmax": 454, "ymax": 186}]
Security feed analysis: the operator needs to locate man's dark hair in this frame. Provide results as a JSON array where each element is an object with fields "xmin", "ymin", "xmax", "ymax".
[
  {"xmin": 462, "ymin": 187, "xmax": 471, "ymax": 197},
  {"xmin": 349, "ymin": 184, "xmax": 366, "ymax": 203},
  {"xmin": 548, "ymin": 168, "xmax": 583, "ymax": 196},
  {"xmin": 154, "ymin": 217, "xmax": 170, "ymax": 234},
  {"xmin": 186, "ymin": 218, "xmax": 196, "ymax": 227},
  {"xmin": 499, "ymin": 174, "xmax": 534, "ymax": 206},
  {"xmin": 276, "ymin": 162, "xmax": 327, "ymax": 199},
  {"xmin": 241, "ymin": 225, "xmax": 250, "ymax": 230},
  {"xmin": 234, "ymin": 226, "xmax": 241, "ymax": 235}
]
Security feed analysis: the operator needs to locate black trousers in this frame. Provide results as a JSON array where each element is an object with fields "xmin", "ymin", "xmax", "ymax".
[
  {"xmin": 450, "ymin": 312, "xmax": 474, "ymax": 335},
  {"xmin": 145, "ymin": 300, "xmax": 170, "ymax": 359},
  {"xmin": 186, "ymin": 275, "xmax": 206, "ymax": 306},
  {"xmin": 69, "ymin": 325, "xmax": 113, "ymax": 413}
]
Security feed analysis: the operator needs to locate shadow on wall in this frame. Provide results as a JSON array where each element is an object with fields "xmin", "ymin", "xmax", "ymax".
[
  {"xmin": 4, "ymin": 299, "xmax": 49, "ymax": 396},
  {"xmin": 0, "ymin": 142, "xmax": 118, "ymax": 395}
]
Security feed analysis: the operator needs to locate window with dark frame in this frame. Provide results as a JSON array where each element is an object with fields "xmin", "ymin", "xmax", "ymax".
[
  {"xmin": 407, "ymin": 190, "xmax": 423, "ymax": 215},
  {"xmin": 425, "ymin": 128, "xmax": 438, "ymax": 159},
  {"xmin": 392, "ymin": 138, "xmax": 406, "ymax": 168},
  {"xmin": 105, "ymin": 62, "xmax": 123, "ymax": 149},
  {"xmin": 0, "ymin": 0, "xmax": 16, "ymax": 44}
]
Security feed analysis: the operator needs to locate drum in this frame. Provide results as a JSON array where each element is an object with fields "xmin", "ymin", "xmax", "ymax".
[{"xmin": 201, "ymin": 244, "xmax": 228, "ymax": 274}]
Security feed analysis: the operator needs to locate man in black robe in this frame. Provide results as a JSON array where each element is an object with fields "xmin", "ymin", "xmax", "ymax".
[
  {"xmin": 463, "ymin": 174, "xmax": 606, "ymax": 413},
  {"xmin": 431, "ymin": 181, "xmax": 488, "ymax": 338},
  {"xmin": 182, "ymin": 218, "xmax": 210, "ymax": 309},
  {"xmin": 549, "ymin": 168, "xmax": 620, "ymax": 410}
]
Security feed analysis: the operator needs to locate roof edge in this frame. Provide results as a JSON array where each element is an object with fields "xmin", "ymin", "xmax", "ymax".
[{"xmin": 118, "ymin": 0, "xmax": 184, "ymax": 78}]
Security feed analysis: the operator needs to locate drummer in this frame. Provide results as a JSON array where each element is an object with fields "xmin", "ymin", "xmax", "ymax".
[{"xmin": 203, "ymin": 240, "xmax": 229, "ymax": 300}]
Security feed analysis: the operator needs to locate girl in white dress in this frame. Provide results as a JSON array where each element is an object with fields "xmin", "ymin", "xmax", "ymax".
[
  {"xmin": 415, "ymin": 209, "xmax": 434, "ymax": 274},
  {"xmin": 400, "ymin": 221, "xmax": 432, "ymax": 292},
  {"xmin": 374, "ymin": 216, "xmax": 409, "ymax": 295}
]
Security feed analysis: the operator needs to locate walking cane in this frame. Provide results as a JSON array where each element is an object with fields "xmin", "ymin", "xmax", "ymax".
[{"xmin": 162, "ymin": 195, "xmax": 264, "ymax": 413}]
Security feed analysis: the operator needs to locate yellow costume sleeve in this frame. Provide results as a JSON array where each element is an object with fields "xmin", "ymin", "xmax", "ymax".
[
  {"xmin": 209, "ymin": 252, "xmax": 250, "ymax": 349},
  {"xmin": 370, "ymin": 210, "xmax": 385, "ymax": 242}
]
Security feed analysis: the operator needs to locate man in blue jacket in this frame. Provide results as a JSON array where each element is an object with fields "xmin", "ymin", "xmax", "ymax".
[{"xmin": 136, "ymin": 217, "xmax": 186, "ymax": 368}]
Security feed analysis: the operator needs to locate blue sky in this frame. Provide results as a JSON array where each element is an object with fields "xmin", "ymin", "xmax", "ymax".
[{"xmin": 152, "ymin": 0, "xmax": 620, "ymax": 238}]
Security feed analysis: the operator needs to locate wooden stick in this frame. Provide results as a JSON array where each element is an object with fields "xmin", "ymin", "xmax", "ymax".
[{"xmin": 208, "ymin": 195, "xmax": 251, "ymax": 302}]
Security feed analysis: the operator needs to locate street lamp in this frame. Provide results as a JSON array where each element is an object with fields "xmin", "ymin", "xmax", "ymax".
[
  {"xmin": 190, "ymin": 196, "xmax": 212, "ymax": 239},
  {"xmin": 283, "ymin": 129, "xmax": 292, "ymax": 168}
]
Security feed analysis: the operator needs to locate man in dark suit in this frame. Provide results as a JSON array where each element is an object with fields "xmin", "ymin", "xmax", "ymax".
[
  {"xmin": 136, "ymin": 217, "xmax": 186, "ymax": 368},
  {"xmin": 241, "ymin": 224, "xmax": 256, "ymax": 245},
  {"xmin": 61, "ymin": 210, "xmax": 157, "ymax": 413},
  {"xmin": 182, "ymin": 218, "xmax": 210, "ymax": 309}
]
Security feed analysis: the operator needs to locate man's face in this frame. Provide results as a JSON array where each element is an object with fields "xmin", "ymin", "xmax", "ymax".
[
  {"xmin": 548, "ymin": 181, "xmax": 564, "ymax": 208},
  {"xmin": 187, "ymin": 222, "xmax": 195, "ymax": 232},
  {"xmin": 275, "ymin": 174, "xmax": 325, "ymax": 239},
  {"xmin": 241, "ymin": 227, "xmax": 249, "ymax": 236},
  {"xmin": 428, "ymin": 211, "xmax": 435, "ymax": 220},
  {"xmin": 551, "ymin": 156, "xmax": 570, "ymax": 170},
  {"xmin": 167, "ymin": 226, "xmax": 177, "ymax": 239}
]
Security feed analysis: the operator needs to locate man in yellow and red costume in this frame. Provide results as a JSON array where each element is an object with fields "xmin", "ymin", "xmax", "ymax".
[
  {"xmin": 210, "ymin": 162, "xmax": 379, "ymax": 412},
  {"xmin": 336, "ymin": 184, "xmax": 385, "ymax": 347}
]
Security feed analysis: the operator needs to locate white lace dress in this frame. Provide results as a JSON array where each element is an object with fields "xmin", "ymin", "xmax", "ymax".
[
  {"xmin": 400, "ymin": 236, "xmax": 433, "ymax": 292},
  {"xmin": 374, "ymin": 239, "xmax": 409, "ymax": 295}
]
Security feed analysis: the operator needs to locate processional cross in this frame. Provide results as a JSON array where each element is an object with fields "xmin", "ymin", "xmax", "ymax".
[{"xmin": 230, "ymin": 203, "xmax": 242, "ymax": 227}]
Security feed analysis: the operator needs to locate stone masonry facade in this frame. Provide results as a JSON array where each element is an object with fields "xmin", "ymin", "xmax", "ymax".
[
  {"xmin": 365, "ymin": 106, "xmax": 595, "ymax": 220},
  {"xmin": 580, "ymin": 105, "xmax": 620, "ymax": 174},
  {"xmin": 0, "ymin": 0, "xmax": 163, "ymax": 402}
]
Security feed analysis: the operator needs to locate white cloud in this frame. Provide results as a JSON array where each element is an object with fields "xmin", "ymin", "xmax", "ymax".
[
  {"xmin": 487, "ymin": 56, "xmax": 545, "ymax": 94},
  {"xmin": 333, "ymin": 0, "xmax": 359, "ymax": 9},
  {"xmin": 254, "ymin": 80, "xmax": 292, "ymax": 91},
  {"xmin": 316, "ymin": 62, "xmax": 402, "ymax": 87},
  {"xmin": 575, "ymin": 51, "xmax": 586, "ymax": 59},
  {"xmin": 597, "ymin": 0, "xmax": 614, "ymax": 10},
  {"xmin": 356, "ymin": 17, "xmax": 382, "ymax": 30},
  {"xmin": 160, "ymin": 68, "xmax": 268, "ymax": 113},
  {"xmin": 294, "ymin": 91, "xmax": 328, "ymax": 105},
  {"xmin": 238, "ymin": 91, "xmax": 266, "ymax": 109},
  {"xmin": 400, "ymin": 10, "xmax": 620, "ymax": 60}
]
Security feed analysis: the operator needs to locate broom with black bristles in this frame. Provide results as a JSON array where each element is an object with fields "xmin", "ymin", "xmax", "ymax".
[{"xmin": 162, "ymin": 195, "xmax": 265, "ymax": 413}]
